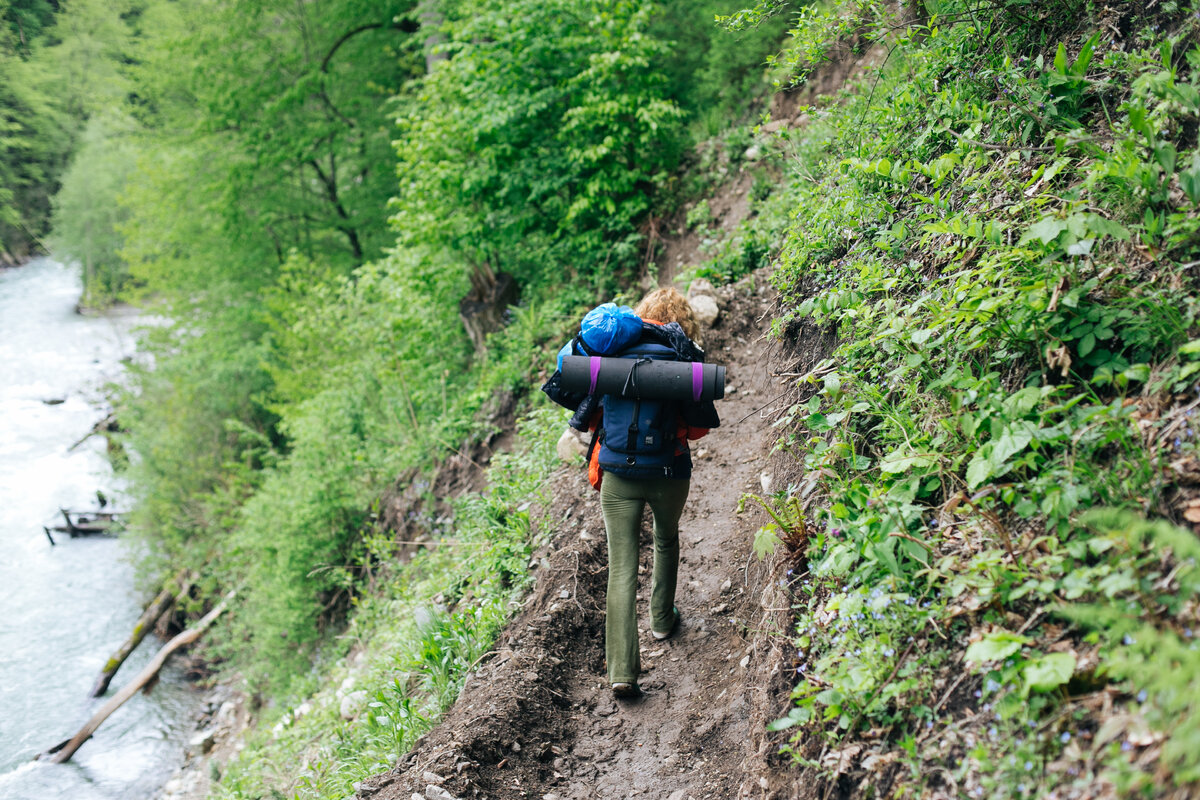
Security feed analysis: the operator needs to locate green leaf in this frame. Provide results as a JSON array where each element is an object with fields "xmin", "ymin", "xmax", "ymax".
[
  {"xmin": 1072, "ymin": 32, "xmax": 1100, "ymax": 76},
  {"xmin": 991, "ymin": 422, "xmax": 1035, "ymax": 465},
  {"xmin": 1181, "ymin": 153, "xmax": 1200, "ymax": 205},
  {"xmin": 965, "ymin": 630, "xmax": 1030, "ymax": 664},
  {"xmin": 767, "ymin": 706, "xmax": 810, "ymax": 730},
  {"xmin": 1020, "ymin": 217, "xmax": 1068, "ymax": 245},
  {"xmin": 1078, "ymin": 332, "xmax": 1096, "ymax": 357},
  {"xmin": 879, "ymin": 450, "xmax": 937, "ymax": 474},
  {"xmin": 965, "ymin": 448, "xmax": 993, "ymax": 489},
  {"xmin": 753, "ymin": 525, "xmax": 781, "ymax": 560},
  {"xmin": 911, "ymin": 328, "xmax": 935, "ymax": 345},
  {"xmin": 1053, "ymin": 42, "xmax": 1068, "ymax": 74},
  {"xmin": 1155, "ymin": 143, "xmax": 1177, "ymax": 176},
  {"xmin": 1086, "ymin": 214, "xmax": 1131, "ymax": 241},
  {"xmin": 1022, "ymin": 652, "xmax": 1075, "ymax": 694}
]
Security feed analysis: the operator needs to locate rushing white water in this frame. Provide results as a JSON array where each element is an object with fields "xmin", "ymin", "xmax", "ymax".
[{"xmin": 0, "ymin": 258, "xmax": 196, "ymax": 800}]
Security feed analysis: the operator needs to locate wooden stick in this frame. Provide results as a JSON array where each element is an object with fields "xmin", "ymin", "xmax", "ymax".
[
  {"xmin": 89, "ymin": 571, "xmax": 187, "ymax": 697},
  {"xmin": 40, "ymin": 592, "xmax": 233, "ymax": 764}
]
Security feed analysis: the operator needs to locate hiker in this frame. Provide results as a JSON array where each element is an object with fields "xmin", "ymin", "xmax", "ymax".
[{"xmin": 542, "ymin": 287, "xmax": 720, "ymax": 698}]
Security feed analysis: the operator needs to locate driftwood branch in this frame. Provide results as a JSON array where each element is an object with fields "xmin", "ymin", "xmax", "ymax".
[
  {"xmin": 89, "ymin": 570, "xmax": 190, "ymax": 697},
  {"xmin": 40, "ymin": 592, "xmax": 233, "ymax": 764},
  {"xmin": 68, "ymin": 412, "xmax": 120, "ymax": 452}
]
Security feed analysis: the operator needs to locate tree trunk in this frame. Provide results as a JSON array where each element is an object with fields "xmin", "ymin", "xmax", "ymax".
[
  {"xmin": 458, "ymin": 263, "xmax": 519, "ymax": 355},
  {"xmin": 40, "ymin": 594, "xmax": 232, "ymax": 764},
  {"xmin": 89, "ymin": 571, "xmax": 188, "ymax": 697},
  {"xmin": 418, "ymin": 0, "xmax": 448, "ymax": 73}
]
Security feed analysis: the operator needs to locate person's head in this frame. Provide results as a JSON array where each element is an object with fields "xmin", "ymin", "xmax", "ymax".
[{"xmin": 635, "ymin": 287, "xmax": 699, "ymax": 341}]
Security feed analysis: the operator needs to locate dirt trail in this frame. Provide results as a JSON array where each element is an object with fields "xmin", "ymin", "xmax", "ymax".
[{"xmin": 360, "ymin": 278, "xmax": 784, "ymax": 800}]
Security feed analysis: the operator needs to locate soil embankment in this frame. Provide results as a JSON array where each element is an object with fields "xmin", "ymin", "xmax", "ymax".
[{"xmin": 359, "ymin": 277, "xmax": 795, "ymax": 800}]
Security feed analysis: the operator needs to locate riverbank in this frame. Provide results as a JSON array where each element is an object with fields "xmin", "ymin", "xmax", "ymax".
[{"xmin": 0, "ymin": 257, "xmax": 201, "ymax": 800}]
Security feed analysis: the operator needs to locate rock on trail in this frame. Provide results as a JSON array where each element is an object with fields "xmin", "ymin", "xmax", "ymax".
[{"xmin": 359, "ymin": 275, "xmax": 785, "ymax": 800}]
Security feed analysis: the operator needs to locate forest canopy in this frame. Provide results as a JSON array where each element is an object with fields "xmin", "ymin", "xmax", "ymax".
[{"xmin": 0, "ymin": 0, "xmax": 789, "ymax": 688}]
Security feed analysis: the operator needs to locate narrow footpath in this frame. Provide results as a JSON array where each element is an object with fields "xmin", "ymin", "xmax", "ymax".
[{"xmin": 360, "ymin": 277, "xmax": 785, "ymax": 800}]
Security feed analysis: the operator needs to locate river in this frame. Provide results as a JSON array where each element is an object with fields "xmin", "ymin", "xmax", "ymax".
[{"xmin": 0, "ymin": 258, "xmax": 196, "ymax": 800}]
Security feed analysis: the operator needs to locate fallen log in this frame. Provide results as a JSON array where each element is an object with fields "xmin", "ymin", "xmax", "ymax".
[
  {"xmin": 40, "ymin": 592, "xmax": 233, "ymax": 764},
  {"xmin": 68, "ymin": 411, "xmax": 121, "ymax": 452},
  {"xmin": 49, "ymin": 508, "xmax": 124, "ymax": 538},
  {"xmin": 89, "ymin": 570, "xmax": 189, "ymax": 697}
]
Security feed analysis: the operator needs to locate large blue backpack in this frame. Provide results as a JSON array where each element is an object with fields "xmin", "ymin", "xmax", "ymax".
[{"xmin": 596, "ymin": 340, "xmax": 683, "ymax": 479}]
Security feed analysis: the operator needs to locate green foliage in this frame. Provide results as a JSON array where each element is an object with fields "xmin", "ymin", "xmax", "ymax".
[
  {"xmin": 49, "ymin": 112, "xmax": 136, "ymax": 304},
  {"xmin": 392, "ymin": 0, "xmax": 685, "ymax": 298},
  {"xmin": 0, "ymin": 0, "xmax": 147, "ymax": 262},
  {"xmin": 209, "ymin": 408, "xmax": 562, "ymax": 800},
  {"xmin": 758, "ymin": 1, "xmax": 1200, "ymax": 795}
]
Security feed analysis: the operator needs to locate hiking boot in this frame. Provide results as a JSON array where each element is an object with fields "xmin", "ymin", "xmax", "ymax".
[
  {"xmin": 652, "ymin": 606, "xmax": 681, "ymax": 641},
  {"xmin": 612, "ymin": 682, "xmax": 641, "ymax": 699}
]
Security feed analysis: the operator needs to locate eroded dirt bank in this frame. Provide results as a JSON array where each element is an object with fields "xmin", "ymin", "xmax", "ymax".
[{"xmin": 358, "ymin": 275, "xmax": 809, "ymax": 800}]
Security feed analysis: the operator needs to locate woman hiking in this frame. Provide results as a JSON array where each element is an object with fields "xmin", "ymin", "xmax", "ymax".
[{"xmin": 542, "ymin": 287, "xmax": 720, "ymax": 699}]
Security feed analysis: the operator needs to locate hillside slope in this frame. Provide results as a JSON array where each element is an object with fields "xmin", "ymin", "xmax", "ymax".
[{"xmin": 359, "ymin": 278, "xmax": 781, "ymax": 800}]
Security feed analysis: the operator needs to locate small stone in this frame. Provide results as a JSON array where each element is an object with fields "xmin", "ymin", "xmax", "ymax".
[
  {"xmin": 422, "ymin": 771, "xmax": 445, "ymax": 785},
  {"xmin": 511, "ymin": 741, "xmax": 522, "ymax": 752},
  {"xmin": 339, "ymin": 690, "xmax": 367, "ymax": 720},
  {"xmin": 720, "ymin": 578, "xmax": 732, "ymax": 592},
  {"xmin": 559, "ymin": 589, "xmax": 570, "ymax": 599},
  {"xmin": 425, "ymin": 786, "xmax": 460, "ymax": 800},
  {"xmin": 739, "ymin": 654, "xmax": 751, "ymax": 669},
  {"xmin": 760, "ymin": 471, "xmax": 773, "ymax": 494},
  {"xmin": 743, "ymin": 144, "xmax": 762, "ymax": 161},
  {"xmin": 691, "ymin": 295, "xmax": 720, "ymax": 328},
  {"xmin": 687, "ymin": 278, "xmax": 716, "ymax": 300},
  {"xmin": 556, "ymin": 428, "xmax": 587, "ymax": 462},
  {"xmin": 188, "ymin": 727, "xmax": 217, "ymax": 753}
]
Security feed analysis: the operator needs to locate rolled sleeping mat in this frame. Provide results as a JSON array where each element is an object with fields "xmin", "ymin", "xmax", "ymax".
[{"xmin": 561, "ymin": 355, "xmax": 725, "ymax": 402}]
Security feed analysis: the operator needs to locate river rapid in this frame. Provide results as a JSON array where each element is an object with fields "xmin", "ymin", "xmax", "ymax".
[{"xmin": 0, "ymin": 258, "xmax": 196, "ymax": 799}]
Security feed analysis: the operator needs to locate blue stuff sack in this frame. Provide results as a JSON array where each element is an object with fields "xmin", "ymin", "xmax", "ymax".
[
  {"xmin": 556, "ymin": 340, "xmax": 574, "ymax": 372},
  {"xmin": 580, "ymin": 303, "xmax": 642, "ymax": 355}
]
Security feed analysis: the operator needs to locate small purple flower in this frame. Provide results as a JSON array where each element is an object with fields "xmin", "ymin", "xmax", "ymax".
[
  {"xmin": 1061, "ymin": 732, "xmax": 1071, "ymax": 743},
  {"xmin": 1024, "ymin": 761, "xmax": 1033, "ymax": 771},
  {"xmin": 1123, "ymin": 634, "xmax": 1135, "ymax": 645},
  {"xmin": 1137, "ymin": 689, "xmax": 1148, "ymax": 703}
]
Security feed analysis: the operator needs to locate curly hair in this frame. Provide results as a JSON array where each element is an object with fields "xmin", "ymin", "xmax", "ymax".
[{"xmin": 635, "ymin": 287, "xmax": 699, "ymax": 341}]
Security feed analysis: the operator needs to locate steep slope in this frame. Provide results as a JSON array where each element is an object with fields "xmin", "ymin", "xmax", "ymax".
[{"xmin": 360, "ymin": 277, "xmax": 783, "ymax": 800}]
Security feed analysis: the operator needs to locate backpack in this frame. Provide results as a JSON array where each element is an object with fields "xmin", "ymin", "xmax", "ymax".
[{"xmin": 595, "ymin": 340, "xmax": 684, "ymax": 479}]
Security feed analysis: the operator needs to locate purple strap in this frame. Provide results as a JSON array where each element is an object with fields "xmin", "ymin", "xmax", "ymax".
[
  {"xmin": 692, "ymin": 362, "xmax": 703, "ymax": 402},
  {"xmin": 588, "ymin": 357, "xmax": 602, "ymax": 394}
]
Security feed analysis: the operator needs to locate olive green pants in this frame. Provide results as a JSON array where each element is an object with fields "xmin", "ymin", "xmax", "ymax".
[{"xmin": 599, "ymin": 472, "xmax": 691, "ymax": 685}]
